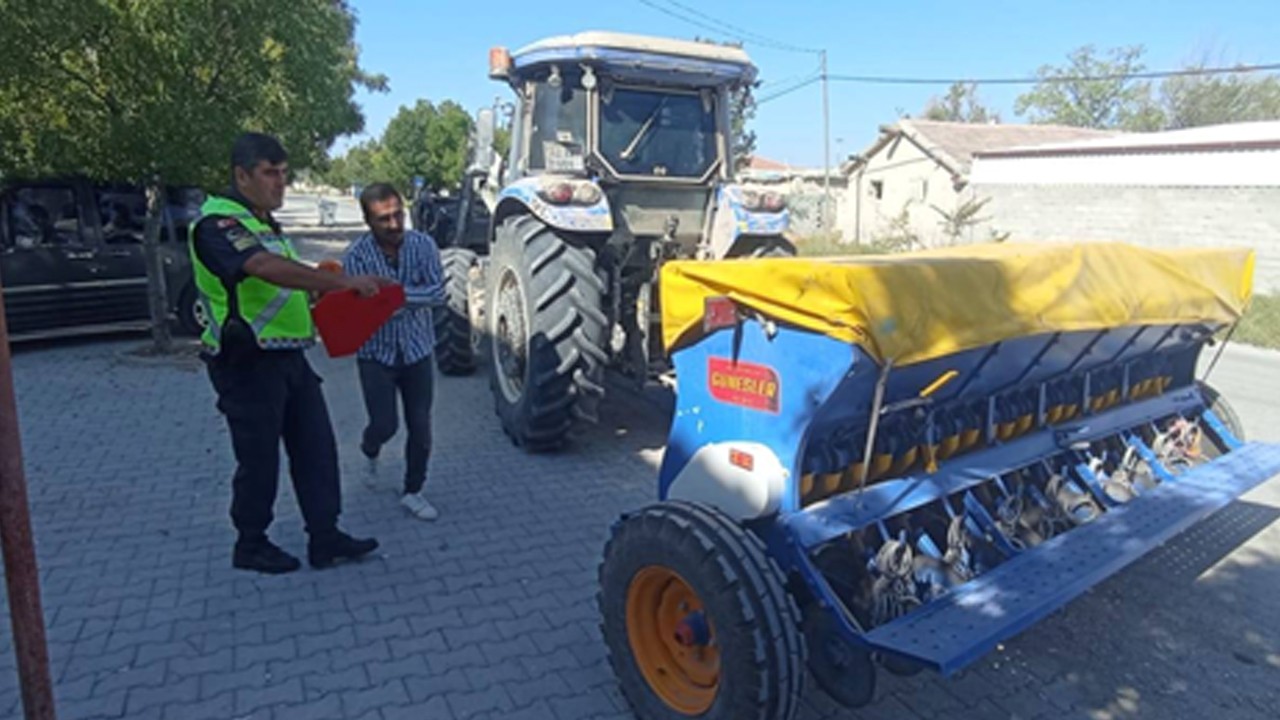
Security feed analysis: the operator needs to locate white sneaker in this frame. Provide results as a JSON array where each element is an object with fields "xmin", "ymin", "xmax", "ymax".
[{"xmin": 399, "ymin": 492, "xmax": 439, "ymax": 521}]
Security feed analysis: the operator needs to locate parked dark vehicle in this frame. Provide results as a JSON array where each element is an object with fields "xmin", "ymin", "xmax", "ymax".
[{"xmin": 0, "ymin": 177, "xmax": 204, "ymax": 341}]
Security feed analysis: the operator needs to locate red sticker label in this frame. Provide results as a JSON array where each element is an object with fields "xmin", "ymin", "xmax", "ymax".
[{"xmin": 708, "ymin": 357, "xmax": 780, "ymax": 413}]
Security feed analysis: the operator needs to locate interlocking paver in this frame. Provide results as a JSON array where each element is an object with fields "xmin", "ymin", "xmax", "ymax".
[{"xmin": 2, "ymin": 217, "xmax": 1278, "ymax": 720}]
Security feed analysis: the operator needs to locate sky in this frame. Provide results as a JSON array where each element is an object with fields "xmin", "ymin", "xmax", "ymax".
[{"xmin": 338, "ymin": 0, "xmax": 1280, "ymax": 169}]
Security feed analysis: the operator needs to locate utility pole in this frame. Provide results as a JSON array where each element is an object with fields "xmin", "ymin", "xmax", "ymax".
[
  {"xmin": 0, "ymin": 286, "xmax": 57, "ymax": 720},
  {"xmin": 821, "ymin": 49, "xmax": 832, "ymax": 233}
]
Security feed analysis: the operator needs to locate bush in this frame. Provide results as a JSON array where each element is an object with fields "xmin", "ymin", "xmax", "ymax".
[{"xmin": 1234, "ymin": 293, "xmax": 1280, "ymax": 350}]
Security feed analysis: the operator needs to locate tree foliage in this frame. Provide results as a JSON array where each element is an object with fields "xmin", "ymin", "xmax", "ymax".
[
  {"xmin": 1160, "ymin": 65, "xmax": 1280, "ymax": 129},
  {"xmin": 1014, "ymin": 44, "xmax": 1280, "ymax": 132},
  {"xmin": 1014, "ymin": 45, "xmax": 1163, "ymax": 130},
  {"xmin": 0, "ymin": 0, "xmax": 386, "ymax": 187},
  {"xmin": 729, "ymin": 85, "xmax": 758, "ymax": 173},
  {"xmin": 317, "ymin": 100, "xmax": 474, "ymax": 194},
  {"xmin": 923, "ymin": 82, "xmax": 999, "ymax": 123}
]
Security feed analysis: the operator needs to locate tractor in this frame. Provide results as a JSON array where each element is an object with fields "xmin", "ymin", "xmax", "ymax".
[{"xmin": 430, "ymin": 31, "xmax": 794, "ymax": 452}]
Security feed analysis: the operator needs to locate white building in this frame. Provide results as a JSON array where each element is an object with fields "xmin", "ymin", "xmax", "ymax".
[
  {"xmin": 971, "ymin": 120, "xmax": 1280, "ymax": 292},
  {"xmin": 838, "ymin": 120, "xmax": 1117, "ymax": 247}
]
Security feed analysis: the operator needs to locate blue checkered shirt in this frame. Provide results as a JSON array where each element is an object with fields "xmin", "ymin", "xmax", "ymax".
[{"xmin": 341, "ymin": 230, "xmax": 446, "ymax": 366}]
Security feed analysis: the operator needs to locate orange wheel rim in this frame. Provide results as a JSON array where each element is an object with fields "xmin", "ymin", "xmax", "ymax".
[{"xmin": 626, "ymin": 566, "xmax": 719, "ymax": 714}]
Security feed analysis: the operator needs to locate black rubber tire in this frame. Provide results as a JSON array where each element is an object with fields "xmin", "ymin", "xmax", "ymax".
[
  {"xmin": 175, "ymin": 282, "xmax": 205, "ymax": 337},
  {"xmin": 599, "ymin": 501, "xmax": 806, "ymax": 720},
  {"xmin": 727, "ymin": 235, "xmax": 797, "ymax": 259},
  {"xmin": 1198, "ymin": 380, "xmax": 1246, "ymax": 453},
  {"xmin": 486, "ymin": 214, "xmax": 608, "ymax": 452},
  {"xmin": 750, "ymin": 243, "xmax": 796, "ymax": 258},
  {"xmin": 801, "ymin": 603, "xmax": 876, "ymax": 708},
  {"xmin": 434, "ymin": 247, "xmax": 478, "ymax": 376}
]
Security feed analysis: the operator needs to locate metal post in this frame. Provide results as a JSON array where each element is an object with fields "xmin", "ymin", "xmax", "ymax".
[
  {"xmin": 0, "ymin": 285, "xmax": 57, "ymax": 720},
  {"xmin": 820, "ymin": 49, "xmax": 832, "ymax": 234}
]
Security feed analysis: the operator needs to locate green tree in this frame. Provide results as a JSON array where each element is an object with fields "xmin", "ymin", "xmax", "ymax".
[
  {"xmin": 0, "ymin": 0, "xmax": 385, "ymax": 350},
  {"xmin": 729, "ymin": 84, "xmax": 758, "ymax": 173},
  {"xmin": 376, "ymin": 100, "xmax": 473, "ymax": 194},
  {"xmin": 923, "ymin": 82, "xmax": 999, "ymax": 123},
  {"xmin": 1014, "ymin": 45, "xmax": 1164, "ymax": 130},
  {"xmin": 1159, "ymin": 66, "xmax": 1280, "ymax": 129}
]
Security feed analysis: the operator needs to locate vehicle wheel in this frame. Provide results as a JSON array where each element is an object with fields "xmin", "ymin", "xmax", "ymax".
[
  {"xmin": 750, "ymin": 243, "xmax": 796, "ymax": 258},
  {"xmin": 485, "ymin": 214, "xmax": 607, "ymax": 452},
  {"xmin": 1197, "ymin": 380, "xmax": 1245, "ymax": 455},
  {"xmin": 802, "ymin": 603, "xmax": 876, "ymax": 708},
  {"xmin": 434, "ymin": 247, "xmax": 479, "ymax": 376},
  {"xmin": 728, "ymin": 235, "xmax": 797, "ymax": 259},
  {"xmin": 599, "ymin": 501, "xmax": 806, "ymax": 720},
  {"xmin": 176, "ymin": 282, "xmax": 206, "ymax": 337}
]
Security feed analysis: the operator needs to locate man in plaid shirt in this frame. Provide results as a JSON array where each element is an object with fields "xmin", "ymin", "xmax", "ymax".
[{"xmin": 342, "ymin": 183, "xmax": 446, "ymax": 520}]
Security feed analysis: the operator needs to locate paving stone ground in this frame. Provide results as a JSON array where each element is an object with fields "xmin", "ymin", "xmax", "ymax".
[{"xmin": 1, "ymin": 213, "xmax": 1278, "ymax": 719}]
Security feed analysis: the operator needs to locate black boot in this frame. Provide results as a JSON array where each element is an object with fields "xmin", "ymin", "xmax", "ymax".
[
  {"xmin": 233, "ymin": 536, "xmax": 301, "ymax": 574},
  {"xmin": 308, "ymin": 530, "xmax": 379, "ymax": 569}
]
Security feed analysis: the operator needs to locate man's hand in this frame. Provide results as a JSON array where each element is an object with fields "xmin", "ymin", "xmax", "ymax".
[
  {"xmin": 342, "ymin": 275, "xmax": 394, "ymax": 298},
  {"xmin": 244, "ymin": 253, "xmax": 393, "ymax": 296}
]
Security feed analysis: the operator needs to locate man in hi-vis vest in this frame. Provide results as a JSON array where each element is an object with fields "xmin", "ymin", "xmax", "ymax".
[{"xmin": 191, "ymin": 132, "xmax": 390, "ymax": 574}]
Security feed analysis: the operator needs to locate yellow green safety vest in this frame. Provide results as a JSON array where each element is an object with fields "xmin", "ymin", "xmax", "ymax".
[{"xmin": 188, "ymin": 195, "xmax": 315, "ymax": 353}]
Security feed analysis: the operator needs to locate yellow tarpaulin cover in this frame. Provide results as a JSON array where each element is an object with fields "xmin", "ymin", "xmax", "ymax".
[{"xmin": 660, "ymin": 242, "xmax": 1254, "ymax": 366}]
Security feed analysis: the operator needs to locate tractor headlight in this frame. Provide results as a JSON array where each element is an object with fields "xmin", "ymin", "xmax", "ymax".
[
  {"xmin": 738, "ymin": 189, "xmax": 787, "ymax": 213},
  {"xmin": 537, "ymin": 180, "xmax": 602, "ymax": 206}
]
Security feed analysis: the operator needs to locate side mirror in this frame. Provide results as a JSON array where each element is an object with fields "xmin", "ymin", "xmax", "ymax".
[{"xmin": 472, "ymin": 108, "xmax": 496, "ymax": 172}]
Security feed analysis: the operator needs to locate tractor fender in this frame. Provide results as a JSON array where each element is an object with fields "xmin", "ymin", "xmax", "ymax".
[
  {"xmin": 708, "ymin": 183, "xmax": 793, "ymax": 258},
  {"xmin": 491, "ymin": 177, "xmax": 612, "ymax": 238}
]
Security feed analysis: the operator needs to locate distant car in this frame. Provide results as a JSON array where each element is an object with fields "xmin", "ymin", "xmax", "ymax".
[{"xmin": 0, "ymin": 177, "xmax": 205, "ymax": 341}]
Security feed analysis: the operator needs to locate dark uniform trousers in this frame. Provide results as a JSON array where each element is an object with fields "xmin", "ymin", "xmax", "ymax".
[{"xmin": 206, "ymin": 348, "xmax": 340, "ymax": 542}]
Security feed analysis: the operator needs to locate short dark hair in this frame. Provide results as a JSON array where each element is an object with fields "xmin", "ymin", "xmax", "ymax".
[
  {"xmin": 359, "ymin": 183, "xmax": 403, "ymax": 216},
  {"xmin": 231, "ymin": 132, "xmax": 288, "ymax": 176}
]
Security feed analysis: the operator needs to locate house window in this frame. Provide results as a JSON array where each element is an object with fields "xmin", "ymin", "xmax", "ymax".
[
  {"xmin": 920, "ymin": 179, "xmax": 929, "ymax": 200},
  {"xmin": 870, "ymin": 180, "xmax": 883, "ymax": 200}
]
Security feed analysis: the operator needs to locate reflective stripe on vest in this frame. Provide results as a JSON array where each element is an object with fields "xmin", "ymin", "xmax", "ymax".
[{"xmin": 189, "ymin": 195, "xmax": 314, "ymax": 353}]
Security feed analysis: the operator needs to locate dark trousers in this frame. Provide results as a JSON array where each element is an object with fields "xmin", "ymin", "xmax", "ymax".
[
  {"xmin": 206, "ymin": 350, "xmax": 341, "ymax": 543},
  {"xmin": 357, "ymin": 356, "xmax": 434, "ymax": 494}
]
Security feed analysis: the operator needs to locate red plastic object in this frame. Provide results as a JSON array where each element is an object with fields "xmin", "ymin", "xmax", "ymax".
[{"xmin": 312, "ymin": 283, "xmax": 405, "ymax": 357}]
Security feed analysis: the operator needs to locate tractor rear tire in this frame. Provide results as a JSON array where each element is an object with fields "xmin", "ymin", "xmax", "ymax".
[
  {"xmin": 599, "ymin": 501, "xmax": 806, "ymax": 720},
  {"xmin": 434, "ymin": 247, "xmax": 479, "ymax": 376},
  {"xmin": 486, "ymin": 214, "xmax": 608, "ymax": 452}
]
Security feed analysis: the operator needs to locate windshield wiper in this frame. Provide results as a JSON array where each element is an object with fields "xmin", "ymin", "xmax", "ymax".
[{"xmin": 619, "ymin": 97, "xmax": 667, "ymax": 161}]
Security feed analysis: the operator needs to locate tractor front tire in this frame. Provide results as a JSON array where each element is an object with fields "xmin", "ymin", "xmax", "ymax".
[
  {"xmin": 485, "ymin": 214, "xmax": 608, "ymax": 452},
  {"xmin": 599, "ymin": 501, "xmax": 806, "ymax": 720},
  {"xmin": 434, "ymin": 247, "xmax": 479, "ymax": 376}
]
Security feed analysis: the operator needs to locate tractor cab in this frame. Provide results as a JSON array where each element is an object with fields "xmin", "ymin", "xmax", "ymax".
[{"xmin": 488, "ymin": 31, "xmax": 763, "ymax": 257}]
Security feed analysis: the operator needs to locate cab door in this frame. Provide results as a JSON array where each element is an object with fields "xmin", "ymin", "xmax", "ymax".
[{"xmin": 86, "ymin": 184, "xmax": 152, "ymax": 324}]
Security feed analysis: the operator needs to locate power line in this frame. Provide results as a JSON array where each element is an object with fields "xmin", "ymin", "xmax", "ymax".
[
  {"xmin": 828, "ymin": 62, "xmax": 1280, "ymax": 86},
  {"xmin": 756, "ymin": 75, "xmax": 821, "ymax": 104},
  {"xmin": 647, "ymin": 0, "xmax": 820, "ymax": 54},
  {"xmin": 632, "ymin": 0, "xmax": 834, "ymax": 227}
]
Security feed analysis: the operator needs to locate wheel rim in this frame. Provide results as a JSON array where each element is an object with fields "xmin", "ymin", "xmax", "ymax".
[
  {"xmin": 625, "ymin": 566, "xmax": 720, "ymax": 714},
  {"xmin": 192, "ymin": 295, "xmax": 209, "ymax": 329},
  {"xmin": 492, "ymin": 267, "xmax": 527, "ymax": 403}
]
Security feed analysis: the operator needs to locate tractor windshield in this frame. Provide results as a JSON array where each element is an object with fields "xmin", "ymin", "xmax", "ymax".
[
  {"xmin": 598, "ymin": 87, "xmax": 718, "ymax": 180},
  {"xmin": 528, "ymin": 82, "xmax": 589, "ymax": 173}
]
